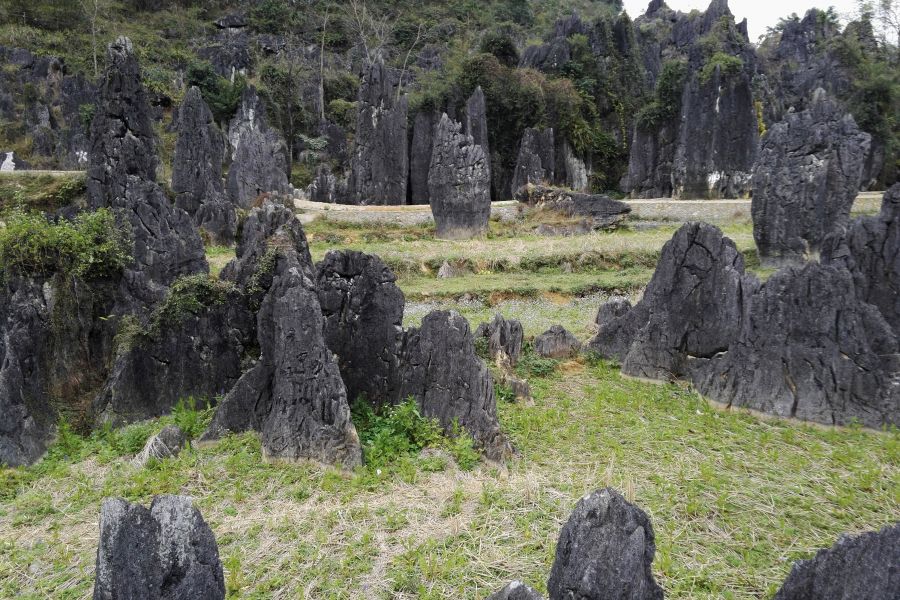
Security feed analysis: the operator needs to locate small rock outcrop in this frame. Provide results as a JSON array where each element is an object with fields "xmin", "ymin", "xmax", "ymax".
[
  {"xmin": 316, "ymin": 250, "xmax": 405, "ymax": 408},
  {"xmin": 87, "ymin": 37, "xmax": 158, "ymax": 209},
  {"xmin": 429, "ymin": 114, "xmax": 491, "ymax": 240},
  {"xmin": 134, "ymin": 424, "xmax": 187, "ymax": 467},
  {"xmin": 585, "ymin": 222, "xmax": 758, "ymax": 382},
  {"xmin": 751, "ymin": 89, "xmax": 872, "ymax": 268},
  {"xmin": 771, "ymin": 522, "xmax": 900, "ymax": 599},
  {"xmin": 226, "ymin": 84, "xmax": 266, "ymax": 159},
  {"xmin": 693, "ymin": 261, "xmax": 900, "ymax": 430},
  {"xmin": 594, "ymin": 298, "xmax": 632, "ymax": 327},
  {"xmin": 0, "ymin": 150, "xmax": 31, "ymax": 171},
  {"xmin": 93, "ymin": 495, "xmax": 225, "ymax": 600},
  {"xmin": 474, "ymin": 314, "xmax": 524, "ymax": 365},
  {"xmin": 535, "ymin": 326, "xmax": 581, "ymax": 359},
  {"xmin": 172, "ymin": 86, "xmax": 234, "ymax": 244},
  {"xmin": 487, "ymin": 581, "xmax": 547, "ymax": 600},
  {"xmin": 306, "ymin": 164, "xmax": 346, "ymax": 204},
  {"xmin": 398, "ymin": 310, "xmax": 513, "ymax": 462},
  {"xmin": 199, "ymin": 202, "xmax": 362, "ymax": 469},
  {"xmin": 515, "ymin": 184, "xmax": 632, "ymax": 230},
  {"xmin": 348, "ymin": 57, "xmax": 409, "ymax": 205},
  {"xmin": 547, "ymin": 487, "xmax": 664, "ymax": 600},
  {"xmin": 822, "ymin": 183, "xmax": 900, "ymax": 335},
  {"xmin": 511, "ymin": 128, "xmax": 555, "ymax": 194}
]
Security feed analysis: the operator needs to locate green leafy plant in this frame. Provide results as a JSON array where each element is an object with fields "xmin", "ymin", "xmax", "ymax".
[{"xmin": 351, "ymin": 398, "xmax": 443, "ymax": 468}]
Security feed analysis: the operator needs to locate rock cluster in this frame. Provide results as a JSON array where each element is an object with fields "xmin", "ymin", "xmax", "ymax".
[
  {"xmin": 586, "ymin": 222, "xmax": 757, "ymax": 381},
  {"xmin": 198, "ymin": 202, "xmax": 363, "ymax": 469},
  {"xmin": 475, "ymin": 315, "xmax": 531, "ymax": 402},
  {"xmin": 515, "ymin": 184, "xmax": 632, "ymax": 231},
  {"xmin": 751, "ymin": 89, "xmax": 871, "ymax": 268},
  {"xmin": 693, "ymin": 261, "xmax": 900, "ymax": 429},
  {"xmin": 172, "ymin": 86, "xmax": 235, "ymax": 245},
  {"xmin": 429, "ymin": 114, "xmax": 491, "ymax": 239},
  {"xmin": 93, "ymin": 495, "xmax": 225, "ymax": 600},
  {"xmin": 347, "ymin": 57, "xmax": 409, "ymax": 205}
]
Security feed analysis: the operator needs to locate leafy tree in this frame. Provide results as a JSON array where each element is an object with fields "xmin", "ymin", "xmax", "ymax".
[
  {"xmin": 479, "ymin": 31, "xmax": 520, "ymax": 67},
  {"xmin": 185, "ymin": 62, "xmax": 244, "ymax": 125}
]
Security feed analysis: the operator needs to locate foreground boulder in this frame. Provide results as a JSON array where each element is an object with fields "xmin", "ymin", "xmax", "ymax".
[
  {"xmin": 693, "ymin": 261, "xmax": 900, "ymax": 429},
  {"xmin": 772, "ymin": 522, "xmax": 900, "ymax": 599},
  {"xmin": 316, "ymin": 250, "xmax": 405, "ymax": 408},
  {"xmin": 751, "ymin": 89, "xmax": 871, "ymax": 268},
  {"xmin": 515, "ymin": 184, "xmax": 632, "ymax": 231},
  {"xmin": 535, "ymin": 325, "xmax": 580, "ymax": 359},
  {"xmin": 199, "ymin": 202, "xmax": 362, "ymax": 469},
  {"xmin": 93, "ymin": 495, "xmax": 225, "ymax": 600},
  {"xmin": 172, "ymin": 86, "xmax": 234, "ymax": 245},
  {"xmin": 487, "ymin": 581, "xmax": 546, "ymax": 600},
  {"xmin": 585, "ymin": 222, "xmax": 758, "ymax": 381},
  {"xmin": 87, "ymin": 37, "xmax": 158, "ymax": 209},
  {"xmin": 429, "ymin": 114, "xmax": 491, "ymax": 239},
  {"xmin": 347, "ymin": 57, "xmax": 409, "ymax": 205},
  {"xmin": 398, "ymin": 310, "xmax": 513, "ymax": 462},
  {"xmin": 822, "ymin": 183, "xmax": 900, "ymax": 336},
  {"xmin": 547, "ymin": 487, "xmax": 664, "ymax": 600}
]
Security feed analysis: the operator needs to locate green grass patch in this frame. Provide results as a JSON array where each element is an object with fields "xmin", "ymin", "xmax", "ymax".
[{"xmin": 0, "ymin": 173, "xmax": 87, "ymax": 213}]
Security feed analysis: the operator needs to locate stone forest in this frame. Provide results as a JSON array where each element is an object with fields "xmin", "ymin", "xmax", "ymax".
[{"xmin": 1, "ymin": 0, "xmax": 900, "ymax": 597}]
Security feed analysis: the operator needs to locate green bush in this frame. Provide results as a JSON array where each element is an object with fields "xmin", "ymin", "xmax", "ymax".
[
  {"xmin": 637, "ymin": 60, "xmax": 688, "ymax": 131},
  {"xmin": 0, "ymin": 207, "xmax": 130, "ymax": 281},
  {"xmin": 250, "ymin": 0, "xmax": 292, "ymax": 34},
  {"xmin": 479, "ymin": 31, "xmax": 519, "ymax": 67},
  {"xmin": 152, "ymin": 274, "xmax": 239, "ymax": 332},
  {"xmin": 698, "ymin": 53, "xmax": 744, "ymax": 85},
  {"xmin": 186, "ymin": 61, "xmax": 245, "ymax": 124},
  {"xmin": 351, "ymin": 398, "xmax": 443, "ymax": 468}
]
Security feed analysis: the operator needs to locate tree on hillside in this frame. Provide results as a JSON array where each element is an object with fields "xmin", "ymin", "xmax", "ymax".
[
  {"xmin": 78, "ymin": 0, "xmax": 110, "ymax": 79},
  {"xmin": 341, "ymin": 0, "xmax": 395, "ymax": 63}
]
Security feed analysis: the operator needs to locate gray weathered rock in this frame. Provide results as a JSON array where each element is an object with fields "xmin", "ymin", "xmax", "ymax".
[
  {"xmin": 306, "ymin": 164, "xmax": 346, "ymax": 204},
  {"xmin": 197, "ymin": 33, "xmax": 250, "ymax": 82},
  {"xmin": 93, "ymin": 495, "xmax": 225, "ymax": 600},
  {"xmin": 487, "ymin": 581, "xmax": 547, "ymax": 600},
  {"xmin": 693, "ymin": 261, "xmax": 900, "ymax": 429},
  {"xmin": 398, "ymin": 310, "xmax": 513, "ymax": 462},
  {"xmin": 87, "ymin": 37, "xmax": 158, "ymax": 209},
  {"xmin": 94, "ymin": 281, "xmax": 254, "ymax": 426},
  {"xmin": 585, "ymin": 222, "xmax": 759, "ymax": 382},
  {"xmin": 172, "ymin": 87, "xmax": 233, "ymax": 244},
  {"xmin": 348, "ymin": 57, "xmax": 409, "ymax": 205},
  {"xmin": 474, "ymin": 314, "xmax": 524, "ymax": 365},
  {"xmin": 751, "ymin": 89, "xmax": 871, "ymax": 268},
  {"xmin": 0, "ymin": 277, "xmax": 55, "ymax": 468},
  {"xmin": 227, "ymin": 85, "xmax": 266, "ymax": 160},
  {"xmin": 511, "ymin": 128, "xmax": 555, "ymax": 195},
  {"xmin": 771, "ymin": 522, "xmax": 900, "ymax": 600},
  {"xmin": 547, "ymin": 487, "xmax": 664, "ymax": 600},
  {"xmin": 822, "ymin": 183, "xmax": 900, "ymax": 336},
  {"xmin": 134, "ymin": 424, "xmax": 187, "ymax": 467},
  {"xmin": 515, "ymin": 184, "xmax": 632, "ymax": 230},
  {"xmin": 465, "ymin": 86, "xmax": 491, "ymax": 198},
  {"xmin": 225, "ymin": 126, "xmax": 290, "ymax": 209},
  {"xmin": 316, "ymin": 250, "xmax": 405, "ymax": 408},
  {"xmin": 535, "ymin": 325, "xmax": 581, "ymax": 359},
  {"xmin": 409, "ymin": 110, "xmax": 440, "ymax": 205},
  {"xmin": 594, "ymin": 298, "xmax": 632, "ymax": 327},
  {"xmin": 429, "ymin": 114, "xmax": 491, "ymax": 240},
  {"xmin": 0, "ymin": 151, "xmax": 31, "ymax": 171},
  {"xmin": 199, "ymin": 203, "xmax": 362, "ymax": 469},
  {"xmin": 111, "ymin": 177, "xmax": 209, "ymax": 323}
]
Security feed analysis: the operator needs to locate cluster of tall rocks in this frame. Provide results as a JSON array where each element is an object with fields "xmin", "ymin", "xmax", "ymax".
[
  {"xmin": 0, "ymin": 38, "xmax": 513, "ymax": 469},
  {"xmin": 587, "ymin": 179, "xmax": 900, "ymax": 430}
]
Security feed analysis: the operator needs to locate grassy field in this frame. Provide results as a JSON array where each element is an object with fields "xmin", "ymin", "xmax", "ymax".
[
  {"xmin": 2, "ymin": 212, "xmax": 897, "ymax": 599},
  {"xmin": 2, "ymin": 357, "xmax": 898, "ymax": 599}
]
